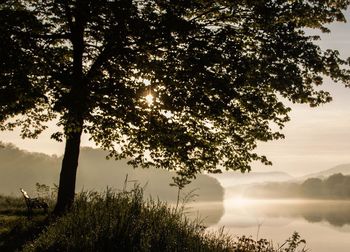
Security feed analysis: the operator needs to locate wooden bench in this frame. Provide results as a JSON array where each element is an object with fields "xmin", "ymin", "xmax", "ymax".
[{"xmin": 20, "ymin": 188, "xmax": 48, "ymax": 218}]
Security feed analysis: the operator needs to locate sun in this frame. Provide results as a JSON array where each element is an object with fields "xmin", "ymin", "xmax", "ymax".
[{"xmin": 145, "ymin": 93, "xmax": 154, "ymax": 106}]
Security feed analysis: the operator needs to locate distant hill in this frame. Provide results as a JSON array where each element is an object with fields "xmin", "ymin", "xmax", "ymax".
[
  {"xmin": 302, "ymin": 164, "xmax": 350, "ymax": 180},
  {"xmin": 0, "ymin": 143, "xmax": 223, "ymax": 204},
  {"xmin": 221, "ymin": 163, "xmax": 350, "ymax": 200},
  {"xmin": 244, "ymin": 173, "xmax": 350, "ymax": 200},
  {"xmin": 0, "ymin": 143, "xmax": 224, "ymax": 225},
  {"xmin": 210, "ymin": 171, "xmax": 293, "ymax": 187},
  {"xmin": 211, "ymin": 164, "xmax": 350, "ymax": 189},
  {"xmin": 0, "ymin": 143, "xmax": 60, "ymax": 195},
  {"xmin": 77, "ymin": 147, "xmax": 224, "ymax": 204}
]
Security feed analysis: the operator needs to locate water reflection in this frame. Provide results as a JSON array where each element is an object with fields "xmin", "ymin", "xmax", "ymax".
[
  {"xmin": 224, "ymin": 198, "xmax": 350, "ymax": 229},
  {"xmin": 204, "ymin": 196, "xmax": 350, "ymax": 252},
  {"xmin": 187, "ymin": 196, "xmax": 350, "ymax": 229},
  {"xmin": 290, "ymin": 201, "xmax": 350, "ymax": 227},
  {"xmin": 185, "ymin": 201, "xmax": 224, "ymax": 226}
]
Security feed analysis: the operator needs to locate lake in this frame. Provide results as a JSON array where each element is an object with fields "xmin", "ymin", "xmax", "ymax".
[{"xmin": 190, "ymin": 193, "xmax": 350, "ymax": 252}]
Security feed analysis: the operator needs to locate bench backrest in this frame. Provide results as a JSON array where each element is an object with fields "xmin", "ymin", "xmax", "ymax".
[
  {"xmin": 20, "ymin": 188, "xmax": 30, "ymax": 199},
  {"xmin": 20, "ymin": 188, "xmax": 48, "ymax": 210}
]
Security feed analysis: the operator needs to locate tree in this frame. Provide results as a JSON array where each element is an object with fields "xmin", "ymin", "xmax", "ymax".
[
  {"xmin": 1, "ymin": 0, "xmax": 350, "ymax": 214},
  {"xmin": 301, "ymin": 177, "xmax": 324, "ymax": 197},
  {"xmin": 324, "ymin": 173, "xmax": 347, "ymax": 197}
]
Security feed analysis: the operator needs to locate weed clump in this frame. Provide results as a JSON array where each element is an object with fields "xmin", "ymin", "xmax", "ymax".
[{"xmin": 22, "ymin": 187, "xmax": 233, "ymax": 251}]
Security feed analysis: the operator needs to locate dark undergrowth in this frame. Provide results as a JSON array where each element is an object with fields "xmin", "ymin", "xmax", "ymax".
[{"xmin": 0, "ymin": 188, "xmax": 307, "ymax": 252}]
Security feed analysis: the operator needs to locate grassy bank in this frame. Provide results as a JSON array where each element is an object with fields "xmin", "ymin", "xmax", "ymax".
[{"xmin": 0, "ymin": 188, "xmax": 306, "ymax": 252}]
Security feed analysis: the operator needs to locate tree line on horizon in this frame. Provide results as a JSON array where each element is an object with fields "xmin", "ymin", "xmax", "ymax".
[{"xmin": 245, "ymin": 173, "xmax": 350, "ymax": 199}]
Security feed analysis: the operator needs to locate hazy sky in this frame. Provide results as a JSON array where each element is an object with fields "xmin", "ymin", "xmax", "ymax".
[
  {"xmin": 1, "ymin": 10, "xmax": 350, "ymax": 177},
  {"xmin": 253, "ymin": 10, "xmax": 350, "ymax": 176}
]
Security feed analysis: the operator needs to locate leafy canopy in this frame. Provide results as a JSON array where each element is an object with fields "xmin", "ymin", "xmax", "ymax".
[{"xmin": 1, "ymin": 0, "xmax": 350, "ymax": 179}]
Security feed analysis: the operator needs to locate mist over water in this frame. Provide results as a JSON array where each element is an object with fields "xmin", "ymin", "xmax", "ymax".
[{"xmin": 200, "ymin": 192, "xmax": 350, "ymax": 252}]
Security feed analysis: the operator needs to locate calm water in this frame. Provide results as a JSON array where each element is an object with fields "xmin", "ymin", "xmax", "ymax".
[{"xmin": 191, "ymin": 194, "xmax": 350, "ymax": 252}]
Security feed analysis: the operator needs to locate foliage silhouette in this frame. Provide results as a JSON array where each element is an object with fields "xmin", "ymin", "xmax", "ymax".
[{"xmin": 1, "ymin": 0, "xmax": 350, "ymax": 213}]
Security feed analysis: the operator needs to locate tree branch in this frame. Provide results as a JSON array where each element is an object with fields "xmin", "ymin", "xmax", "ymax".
[
  {"xmin": 85, "ymin": 43, "xmax": 113, "ymax": 81},
  {"xmin": 190, "ymin": 5, "xmax": 228, "ymax": 21}
]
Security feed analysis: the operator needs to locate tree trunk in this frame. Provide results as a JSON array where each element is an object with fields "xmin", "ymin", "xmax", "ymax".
[
  {"xmin": 53, "ymin": 128, "xmax": 83, "ymax": 215},
  {"xmin": 53, "ymin": 1, "xmax": 87, "ymax": 215}
]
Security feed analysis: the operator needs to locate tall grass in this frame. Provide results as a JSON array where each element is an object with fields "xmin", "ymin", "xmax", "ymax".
[
  {"xmin": 0, "ymin": 185, "xmax": 307, "ymax": 252},
  {"xmin": 19, "ymin": 186, "xmax": 307, "ymax": 252},
  {"xmin": 22, "ymin": 187, "xmax": 225, "ymax": 251}
]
